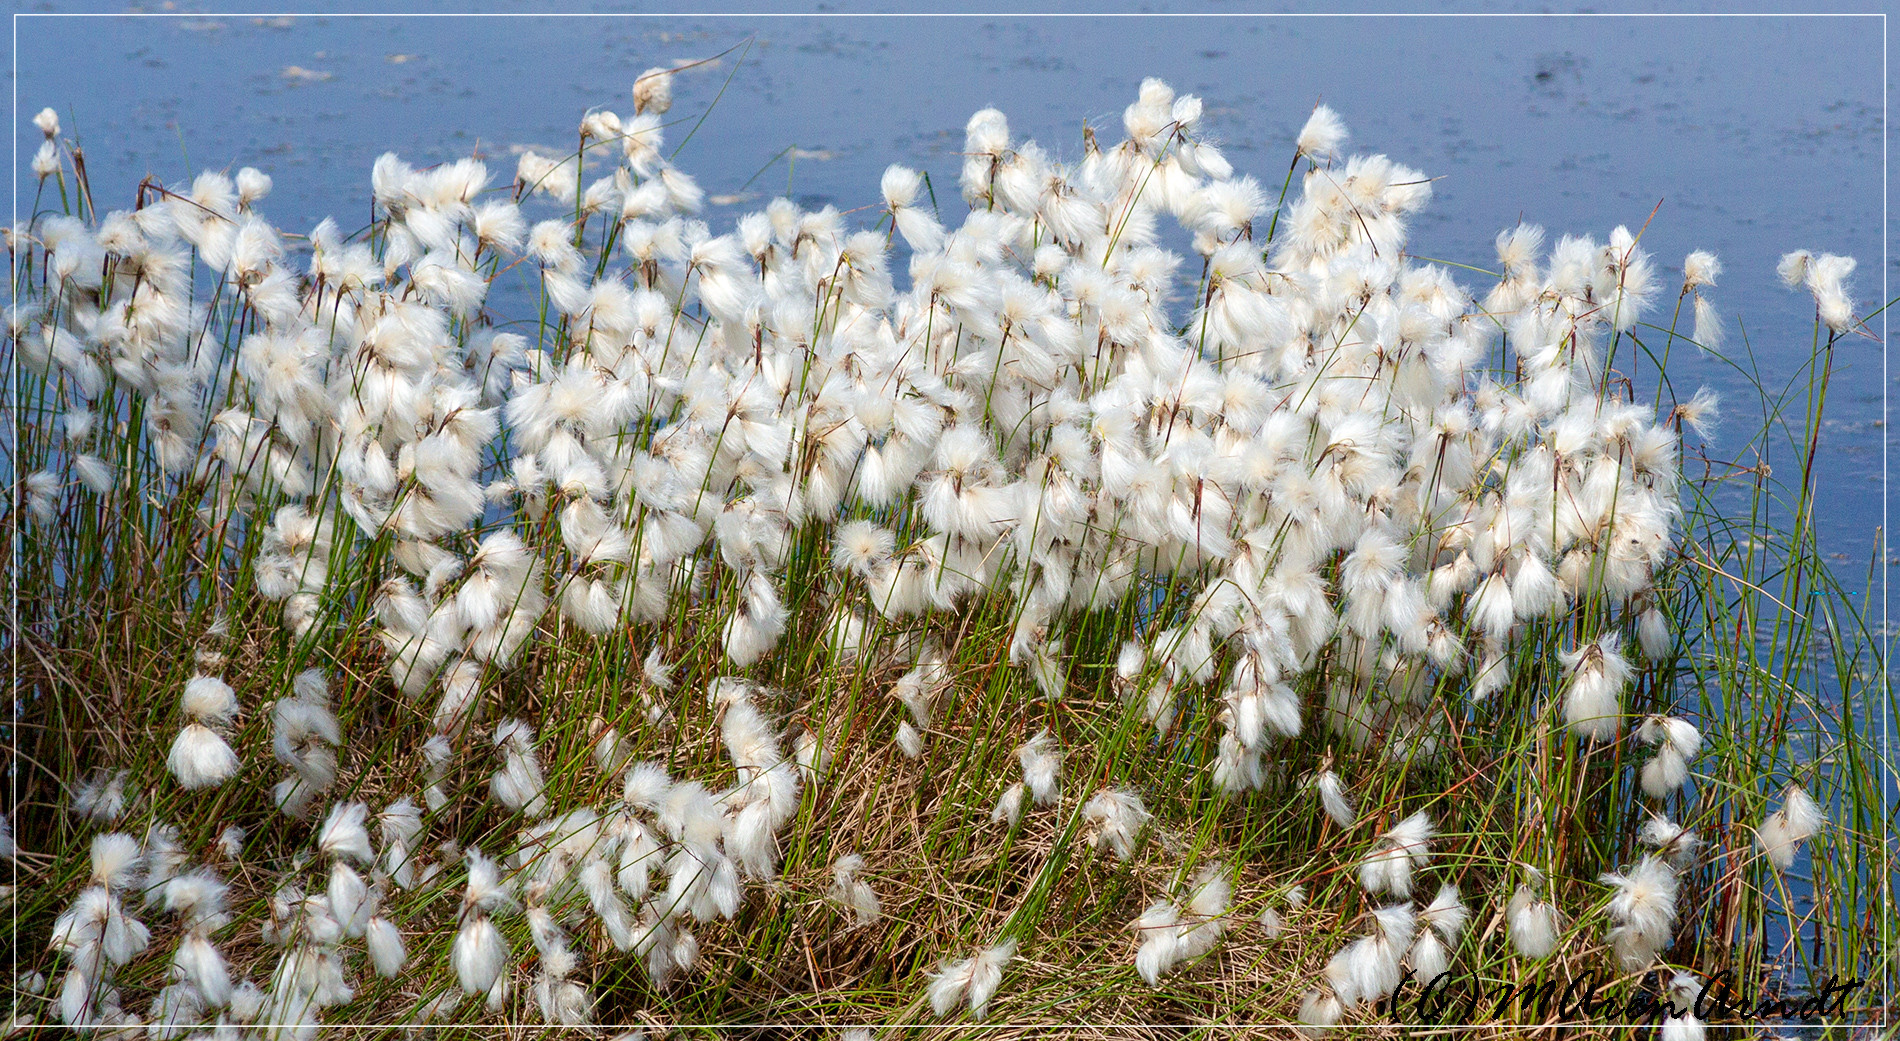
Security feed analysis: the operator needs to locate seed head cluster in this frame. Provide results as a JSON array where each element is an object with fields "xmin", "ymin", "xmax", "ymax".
[{"xmin": 9, "ymin": 73, "xmax": 1848, "ymax": 1034}]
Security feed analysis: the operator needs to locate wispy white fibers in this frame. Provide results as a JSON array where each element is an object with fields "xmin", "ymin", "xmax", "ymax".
[
  {"xmin": 490, "ymin": 718, "xmax": 548, "ymax": 818},
  {"xmin": 1757, "ymin": 783, "xmax": 1825, "ymax": 870},
  {"xmin": 168, "ymin": 722, "xmax": 239, "ymax": 789},
  {"xmin": 1409, "ymin": 884, "xmax": 1468, "ymax": 985},
  {"xmin": 379, "ymin": 798, "xmax": 424, "ymax": 890},
  {"xmin": 1357, "ymin": 811, "xmax": 1433, "ymax": 898},
  {"xmin": 1639, "ymin": 813, "xmax": 1700, "ymax": 868},
  {"xmin": 1559, "ymin": 633, "xmax": 1631, "ymax": 742},
  {"xmin": 1663, "ymin": 972, "xmax": 1707, "ymax": 1041},
  {"xmin": 52, "ymin": 835, "xmax": 153, "ymax": 1026},
  {"xmin": 453, "ymin": 847, "xmax": 517, "ymax": 1008},
  {"xmin": 1508, "ymin": 870, "xmax": 1561, "ymax": 960},
  {"xmin": 1324, "ymin": 903, "xmax": 1412, "ymax": 1008},
  {"xmin": 1015, "ymin": 730, "xmax": 1062, "ymax": 807},
  {"xmin": 271, "ymin": 670, "xmax": 340, "ymax": 819},
  {"xmin": 1600, "ymin": 855, "xmax": 1679, "ymax": 969},
  {"xmin": 1081, "ymin": 789, "xmax": 1152, "ymax": 861},
  {"xmin": 1131, "ymin": 864, "xmax": 1231, "ymax": 986},
  {"xmin": 1782, "ymin": 250, "xmax": 1859, "ymax": 332},
  {"xmin": 1296, "ymin": 987, "xmax": 1344, "ymax": 1037},
  {"xmin": 829, "ymin": 854, "xmax": 882, "ymax": 928},
  {"xmin": 990, "ymin": 783, "xmax": 1027, "ymax": 827},
  {"xmin": 168, "ymin": 674, "xmax": 240, "ymax": 789},
  {"xmin": 316, "ymin": 801, "xmax": 373, "ymax": 865},
  {"xmin": 1681, "ymin": 250, "xmax": 1724, "ymax": 353},
  {"xmin": 1638, "ymin": 715, "xmax": 1701, "ymax": 799},
  {"xmin": 1296, "ymin": 104, "xmax": 1348, "ymax": 162},
  {"xmin": 928, "ymin": 938, "xmax": 1017, "ymax": 1019},
  {"xmin": 1315, "ymin": 769, "xmax": 1355, "ymax": 829}
]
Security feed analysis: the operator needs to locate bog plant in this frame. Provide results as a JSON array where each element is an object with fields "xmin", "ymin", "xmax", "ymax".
[{"xmin": 6, "ymin": 70, "xmax": 1889, "ymax": 1036}]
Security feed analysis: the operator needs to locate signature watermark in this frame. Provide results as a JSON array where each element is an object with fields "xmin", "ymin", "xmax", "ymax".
[{"xmin": 1383, "ymin": 968, "xmax": 1866, "ymax": 1024}]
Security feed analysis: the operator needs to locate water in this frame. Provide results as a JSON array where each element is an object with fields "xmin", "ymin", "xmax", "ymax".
[{"xmin": 16, "ymin": 11, "xmax": 1886, "ymax": 582}]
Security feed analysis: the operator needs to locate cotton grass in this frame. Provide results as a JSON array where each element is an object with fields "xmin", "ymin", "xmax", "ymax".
[{"xmin": 7, "ymin": 68, "xmax": 1884, "ymax": 1035}]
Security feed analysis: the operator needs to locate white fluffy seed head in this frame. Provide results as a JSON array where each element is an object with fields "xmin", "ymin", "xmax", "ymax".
[
  {"xmin": 72, "ymin": 769, "xmax": 128, "ymax": 822},
  {"xmin": 1420, "ymin": 883, "xmax": 1468, "ymax": 943},
  {"xmin": 1081, "ymin": 788, "xmax": 1152, "ymax": 862},
  {"xmin": 180, "ymin": 675, "xmax": 238, "ymax": 725},
  {"xmin": 1561, "ymin": 633, "xmax": 1629, "ymax": 741},
  {"xmin": 622, "ymin": 760, "xmax": 672, "ymax": 811},
  {"xmin": 928, "ymin": 954, "xmax": 975, "ymax": 1017},
  {"xmin": 633, "ymin": 66, "xmax": 673, "ymax": 115},
  {"xmin": 1015, "ymin": 730, "xmax": 1062, "ymax": 806},
  {"xmin": 1297, "ymin": 988, "xmax": 1343, "ymax": 1036},
  {"xmin": 1600, "ymin": 855, "xmax": 1679, "ymax": 970},
  {"xmin": 1296, "ymin": 105, "xmax": 1348, "ymax": 162},
  {"xmin": 990, "ymin": 783, "xmax": 1026, "ymax": 827},
  {"xmin": 895, "ymin": 720, "xmax": 924, "ymax": 759},
  {"xmin": 1508, "ymin": 885, "xmax": 1559, "ymax": 959},
  {"xmin": 453, "ymin": 913, "xmax": 507, "ymax": 997},
  {"xmin": 1641, "ymin": 747, "xmax": 1691, "ymax": 799},
  {"xmin": 1781, "ymin": 783, "xmax": 1825, "ymax": 837},
  {"xmin": 881, "ymin": 164, "xmax": 923, "ymax": 210},
  {"xmin": 366, "ymin": 915, "xmax": 407, "ymax": 977},
  {"xmin": 967, "ymin": 939, "xmax": 1017, "ymax": 1018},
  {"xmin": 1681, "ymin": 250, "xmax": 1720, "ymax": 290},
  {"xmin": 90, "ymin": 833, "xmax": 143, "ymax": 890},
  {"xmin": 162, "ymin": 869, "xmax": 229, "ymax": 929},
  {"xmin": 1409, "ymin": 927, "xmax": 1450, "ymax": 986},
  {"xmin": 317, "ymin": 801, "xmax": 373, "ymax": 865},
  {"xmin": 1316, "ymin": 769, "xmax": 1354, "ymax": 829},
  {"xmin": 168, "ymin": 724, "xmax": 239, "ymax": 789},
  {"xmin": 1758, "ymin": 783, "xmax": 1825, "ymax": 870}
]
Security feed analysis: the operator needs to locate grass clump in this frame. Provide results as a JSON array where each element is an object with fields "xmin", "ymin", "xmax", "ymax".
[{"xmin": 5, "ymin": 71, "xmax": 1890, "ymax": 1037}]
